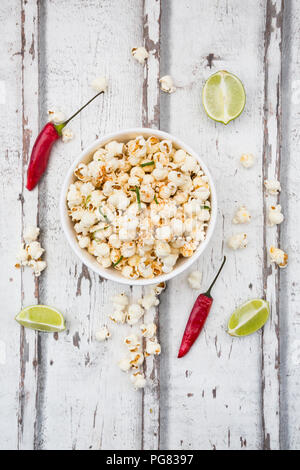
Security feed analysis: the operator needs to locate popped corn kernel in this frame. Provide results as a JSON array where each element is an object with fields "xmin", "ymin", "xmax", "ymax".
[
  {"xmin": 187, "ymin": 271, "xmax": 202, "ymax": 289},
  {"xmin": 159, "ymin": 75, "xmax": 176, "ymax": 93},
  {"xmin": 232, "ymin": 206, "xmax": 251, "ymax": 224},
  {"xmin": 268, "ymin": 204, "xmax": 284, "ymax": 226},
  {"xmin": 146, "ymin": 339, "xmax": 161, "ymax": 356},
  {"xmin": 140, "ymin": 323, "xmax": 157, "ymax": 339},
  {"xmin": 126, "ymin": 304, "xmax": 144, "ymax": 325},
  {"xmin": 62, "ymin": 127, "xmax": 74, "ymax": 143},
  {"xmin": 23, "ymin": 225, "xmax": 40, "ymax": 244},
  {"xmin": 269, "ymin": 245, "xmax": 288, "ymax": 268},
  {"xmin": 91, "ymin": 76, "xmax": 108, "ymax": 93},
  {"xmin": 95, "ymin": 326, "xmax": 111, "ymax": 342},
  {"xmin": 264, "ymin": 179, "xmax": 281, "ymax": 195},
  {"xmin": 240, "ymin": 153, "xmax": 255, "ymax": 168},
  {"xmin": 131, "ymin": 371, "xmax": 146, "ymax": 390},
  {"xmin": 131, "ymin": 46, "xmax": 149, "ymax": 64},
  {"xmin": 227, "ymin": 233, "xmax": 248, "ymax": 250}
]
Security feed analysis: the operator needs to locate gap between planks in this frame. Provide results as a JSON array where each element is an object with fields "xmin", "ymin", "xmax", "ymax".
[{"xmin": 261, "ymin": 0, "xmax": 284, "ymax": 451}]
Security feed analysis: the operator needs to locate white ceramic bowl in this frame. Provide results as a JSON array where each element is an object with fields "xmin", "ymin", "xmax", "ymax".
[{"xmin": 60, "ymin": 128, "xmax": 217, "ymax": 286}]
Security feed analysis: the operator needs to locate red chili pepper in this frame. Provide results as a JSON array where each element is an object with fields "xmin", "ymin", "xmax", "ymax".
[
  {"xmin": 26, "ymin": 91, "xmax": 104, "ymax": 191},
  {"xmin": 178, "ymin": 256, "xmax": 226, "ymax": 358}
]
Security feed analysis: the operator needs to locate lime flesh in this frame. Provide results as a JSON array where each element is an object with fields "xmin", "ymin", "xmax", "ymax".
[
  {"xmin": 202, "ymin": 70, "xmax": 246, "ymax": 124},
  {"xmin": 227, "ymin": 299, "xmax": 270, "ymax": 337},
  {"xmin": 15, "ymin": 305, "xmax": 66, "ymax": 333}
]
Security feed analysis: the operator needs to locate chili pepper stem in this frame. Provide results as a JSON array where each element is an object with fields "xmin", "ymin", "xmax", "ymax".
[
  {"xmin": 204, "ymin": 256, "xmax": 226, "ymax": 298},
  {"xmin": 54, "ymin": 91, "xmax": 104, "ymax": 136}
]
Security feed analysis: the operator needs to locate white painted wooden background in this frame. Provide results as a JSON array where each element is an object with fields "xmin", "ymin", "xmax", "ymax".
[{"xmin": 0, "ymin": 0, "xmax": 299, "ymax": 450}]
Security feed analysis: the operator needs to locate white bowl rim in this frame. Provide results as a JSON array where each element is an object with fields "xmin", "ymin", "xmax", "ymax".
[{"xmin": 60, "ymin": 128, "xmax": 217, "ymax": 286}]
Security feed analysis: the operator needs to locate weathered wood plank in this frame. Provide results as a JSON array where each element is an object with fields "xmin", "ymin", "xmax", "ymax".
[
  {"xmin": 159, "ymin": 0, "xmax": 265, "ymax": 450},
  {"xmin": 261, "ymin": 0, "xmax": 283, "ymax": 450},
  {"xmin": 0, "ymin": 0, "xmax": 23, "ymax": 450},
  {"xmin": 18, "ymin": 0, "xmax": 41, "ymax": 450},
  {"xmin": 279, "ymin": 0, "xmax": 300, "ymax": 450},
  {"xmin": 141, "ymin": 0, "xmax": 161, "ymax": 451}
]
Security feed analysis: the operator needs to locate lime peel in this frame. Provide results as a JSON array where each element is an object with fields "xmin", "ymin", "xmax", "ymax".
[{"xmin": 15, "ymin": 304, "xmax": 66, "ymax": 333}]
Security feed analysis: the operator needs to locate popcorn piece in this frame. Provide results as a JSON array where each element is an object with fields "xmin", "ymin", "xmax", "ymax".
[
  {"xmin": 268, "ymin": 204, "xmax": 284, "ymax": 226},
  {"xmin": 131, "ymin": 46, "xmax": 149, "ymax": 64},
  {"xmin": 62, "ymin": 127, "xmax": 74, "ymax": 143},
  {"xmin": 23, "ymin": 225, "xmax": 40, "ymax": 244},
  {"xmin": 264, "ymin": 179, "xmax": 281, "ymax": 195},
  {"xmin": 140, "ymin": 323, "xmax": 157, "ymax": 339},
  {"xmin": 129, "ymin": 352, "xmax": 144, "ymax": 369},
  {"xmin": 240, "ymin": 153, "xmax": 255, "ymax": 168},
  {"xmin": 138, "ymin": 293, "xmax": 159, "ymax": 311},
  {"xmin": 124, "ymin": 334, "xmax": 141, "ymax": 352},
  {"xmin": 126, "ymin": 304, "xmax": 144, "ymax": 325},
  {"xmin": 110, "ymin": 310, "xmax": 126, "ymax": 324},
  {"xmin": 269, "ymin": 245, "xmax": 288, "ymax": 268},
  {"xmin": 146, "ymin": 339, "xmax": 161, "ymax": 356},
  {"xmin": 16, "ymin": 244, "xmax": 29, "ymax": 264},
  {"xmin": 28, "ymin": 260, "xmax": 47, "ymax": 277},
  {"xmin": 131, "ymin": 371, "xmax": 146, "ymax": 390},
  {"xmin": 95, "ymin": 326, "xmax": 111, "ymax": 342},
  {"xmin": 187, "ymin": 271, "xmax": 202, "ymax": 289},
  {"xmin": 48, "ymin": 109, "xmax": 66, "ymax": 124},
  {"xmin": 91, "ymin": 76, "xmax": 108, "ymax": 93},
  {"xmin": 27, "ymin": 241, "xmax": 44, "ymax": 260},
  {"xmin": 112, "ymin": 293, "xmax": 129, "ymax": 310},
  {"xmin": 159, "ymin": 75, "xmax": 176, "ymax": 93},
  {"xmin": 150, "ymin": 282, "xmax": 166, "ymax": 296},
  {"xmin": 118, "ymin": 356, "xmax": 132, "ymax": 372},
  {"xmin": 227, "ymin": 233, "xmax": 248, "ymax": 250},
  {"xmin": 232, "ymin": 206, "xmax": 251, "ymax": 224}
]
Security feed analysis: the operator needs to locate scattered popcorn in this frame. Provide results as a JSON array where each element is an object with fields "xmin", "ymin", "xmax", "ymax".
[
  {"xmin": 146, "ymin": 339, "xmax": 161, "ymax": 356},
  {"xmin": 91, "ymin": 76, "xmax": 108, "ymax": 93},
  {"xmin": 62, "ymin": 127, "xmax": 74, "ymax": 143},
  {"xmin": 112, "ymin": 293, "xmax": 129, "ymax": 310},
  {"xmin": 110, "ymin": 309, "xmax": 126, "ymax": 324},
  {"xmin": 227, "ymin": 233, "xmax": 248, "ymax": 250},
  {"xmin": 129, "ymin": 351, "xmax": 144, "ymax": 369},
  {"xmin": 150, "ymin": 282, "xmax": 166, "ymax": 296},
  {"xmin": 232, "ymin": 206, "xmax": 251, "ymax": 224},
  {"xmin": 47, "ymin": 109, "xmax": 66, "ymax": 124},
  {"xmin": 140, "ymin": 323, "xmax": 157, "ymax": 339},
  {"xmin": 16, "ymin": 226, "xmax": 47, "ymax": 276},
  {"xmin": 264, "ymin": 179, "xmax": 281, "ymax": 195},
  {"xmin": 27, "ymin": 241, "xmax": 44, "ymax": 260},
  {"xmin": 159, "ymin": 75, "xmax": 176, "ymax": 93},
  {"xmin": 240, "ymin": 153, "xmax": 255, "ymax": 168},
  {"xmin": 23, "ymin": 225, "xmax": 40, "ymax": 244},
  {"xmin": 131, "ymin": 371, "xmax": 146, "ymax": 390},
  {"xmin": 138, "ymin": 293, "xmax": 159, "ymax": 311},
  {"xmin": 118, "ymin": 356, "xmax": 132, "ymax": 372},
  {"xmin": 124, "ymin": 334, "xmax": 141, "ymax": 352},
  {"xmin": 28, "ymin": 260, "xmax": 47, "ymax": 277},
  {"xmin": 269, "ymin": 245, "xmax": 288, "ymax": 268},
  {"xmin": 187, "ymin": 270, "xmax": 202, "ymax": 289},
  {"xmin": 268, "ymin": 204, "xmax": 284, "ymax": 226},
  {"xmin": 126, "ymin": 303, "xmax": 144, "ymax": 325},
  {"xmin": 131, "ymin": 46, "xmax": 149, "ymax": 64},
  {"xmin": 95, "ymin": 326, "xmax": 111, "ymax": 342}
]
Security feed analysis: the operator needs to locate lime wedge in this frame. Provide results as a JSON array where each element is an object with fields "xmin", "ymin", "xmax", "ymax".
[
  {"xmin": 15, "ymin": 305, "xmax": 66, "ymax": 333},
  {"xmin": 202, "ymin": 70, "xmax": 246, "ymax": 124},
  {"xmin": 227, "ymin": 299, "xmax": 270, "ymax": 337}
]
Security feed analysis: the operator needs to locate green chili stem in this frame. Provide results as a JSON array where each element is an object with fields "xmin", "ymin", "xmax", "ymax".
[{"xmin": 55, "ymin": 91, "xmax": 104, "ymax": 136}]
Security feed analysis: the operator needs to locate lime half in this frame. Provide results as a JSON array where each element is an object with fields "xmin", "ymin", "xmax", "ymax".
[
  {"xmin": 202, "ymin": 70, "xmax": 246, "ymax": 124},
  {"xmin": 15, "ymin": 305, "xmax": 66, "ymax": 333},
  {"xmin": 227, "ymin": 299, "xmax": 270, "ymax": 337}
]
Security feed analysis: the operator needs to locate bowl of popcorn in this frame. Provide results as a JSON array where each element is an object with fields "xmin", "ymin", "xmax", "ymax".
[{"xmin": 60, "ymin": 128, "xmax": 217, "ymax": 285}]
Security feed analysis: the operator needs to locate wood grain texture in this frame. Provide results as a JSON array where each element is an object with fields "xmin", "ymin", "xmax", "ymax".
[{"xmin": 261, "ymin": 0, "xmax": 283, "ymax": 450}]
